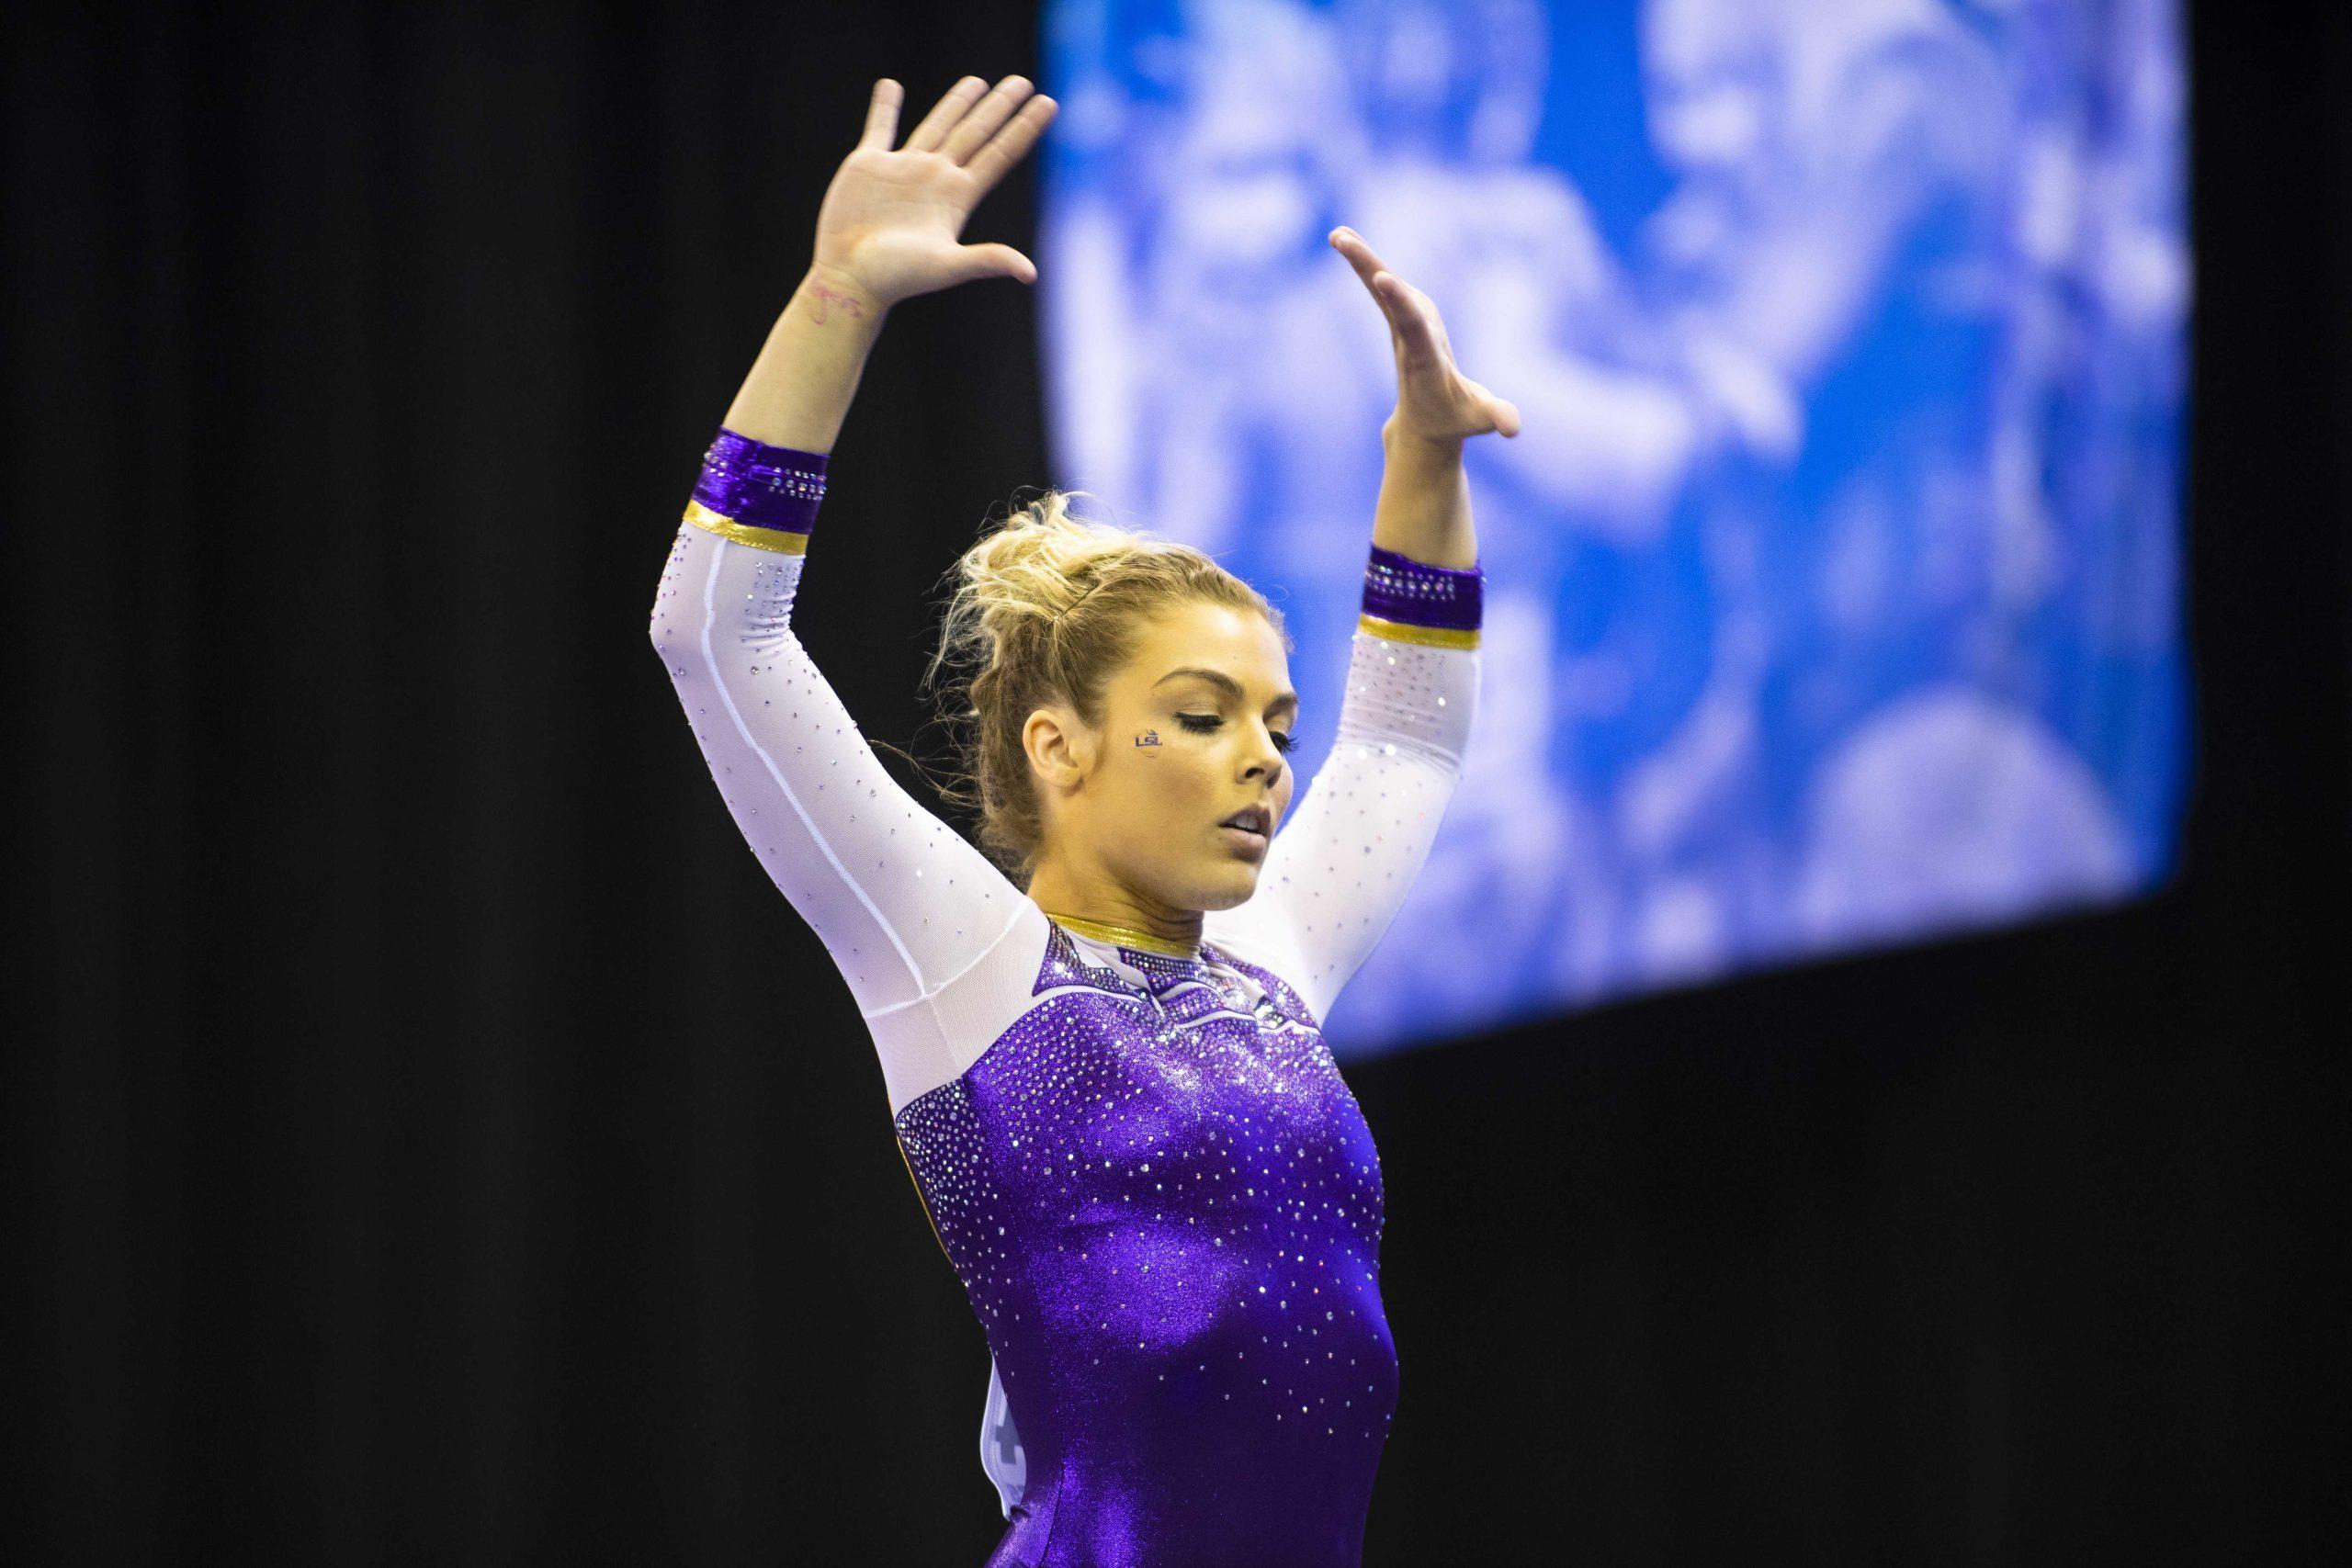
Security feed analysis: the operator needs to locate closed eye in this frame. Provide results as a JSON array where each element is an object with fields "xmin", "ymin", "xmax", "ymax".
[{"xmin": 1177, "ymin": 713, "xmax": 1297, "ymax": 754}]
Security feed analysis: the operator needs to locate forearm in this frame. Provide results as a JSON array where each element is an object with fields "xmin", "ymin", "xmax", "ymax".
[
  {"xmin": 1203, "ymin": 537, "xmax": 1480, "ymax": 1021},
  {"xmin": 719, "ymin": 265, "xmax": 890, "ymax": 456},
  {"xmin": 1372, "ymin": 423, "xmax": 1477, "ymax": 569}
]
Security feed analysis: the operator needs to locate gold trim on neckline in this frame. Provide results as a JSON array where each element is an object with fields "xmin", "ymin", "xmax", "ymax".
[{"xmin": 1042, "ymin": 909, "xmax": 1202, "ymax": 960}]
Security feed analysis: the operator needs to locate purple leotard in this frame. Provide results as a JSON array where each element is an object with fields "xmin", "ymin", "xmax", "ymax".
[{"xmin": 652, "ymin": 430, "xmax": 1482, "ymax": 1565}]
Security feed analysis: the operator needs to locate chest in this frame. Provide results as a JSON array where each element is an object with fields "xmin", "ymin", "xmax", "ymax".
[
  {"xmin": 982, "ymin": 999, "xmax": 1383, "ymax": 1248},
  {"xmin": 897, "ymin": 929, "xmax": 1385, "ymax": 1243}
]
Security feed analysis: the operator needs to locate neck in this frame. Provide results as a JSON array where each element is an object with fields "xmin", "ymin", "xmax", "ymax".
[{"xmin": 1027, "ymin": 859, "xmax": 1203, "ymax": 957}]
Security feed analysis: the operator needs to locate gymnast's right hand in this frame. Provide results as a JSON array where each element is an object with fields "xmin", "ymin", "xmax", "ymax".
[{"xmin": 809, "ymin": 74, "xmax": 1057, "ymax": 310}]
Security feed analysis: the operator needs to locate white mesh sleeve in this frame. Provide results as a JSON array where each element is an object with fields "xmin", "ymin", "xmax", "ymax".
[
  {"xmin": 650, "ymin": 518, "xmax": 1042, "ymax": 1111},
  {"xmin": 1202, "ymin": 627, "xmax": 1479, "ymax": 1024}
]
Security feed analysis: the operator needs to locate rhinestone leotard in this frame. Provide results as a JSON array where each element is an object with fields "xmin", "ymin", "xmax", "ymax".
[{"xmin": 651, "ymin": 430, "xmax": 1482, "ymax": 1566}]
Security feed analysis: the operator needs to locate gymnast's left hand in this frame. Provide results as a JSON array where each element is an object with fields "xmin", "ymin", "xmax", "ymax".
[{"xmin": 1329, "ymin": 227, "xmax": 1521, "ymax": 444}]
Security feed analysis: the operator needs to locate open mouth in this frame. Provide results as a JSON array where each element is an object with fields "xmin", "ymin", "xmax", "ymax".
[{"xmin": 1219, "ymin": 806, "xmax": 1271, "ymax": 851}]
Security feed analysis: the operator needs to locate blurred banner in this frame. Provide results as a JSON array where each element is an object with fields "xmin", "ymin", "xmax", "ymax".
[{"xmin": 1038, "ymin": 0, "xmax": 2188, "ymax": 1054}]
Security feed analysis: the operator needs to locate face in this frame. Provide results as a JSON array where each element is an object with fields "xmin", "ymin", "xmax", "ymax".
[{"xmin": 1025, "ymin": 599, "xmax": 1299, "ymax": 914}]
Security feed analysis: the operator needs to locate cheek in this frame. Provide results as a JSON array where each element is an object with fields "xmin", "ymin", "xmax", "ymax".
[
  {"xmin": 1126, "ymin": 739, "xmax": 1221, "ymax": 824},
  {"xmin": 1117, "ymin": 731, "xmax": 1186, "ymax": 798}
]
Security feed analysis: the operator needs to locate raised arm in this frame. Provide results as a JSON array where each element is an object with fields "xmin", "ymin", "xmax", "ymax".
[
  {"xmin": 650, "ymin": 76, "xmax": 1058, "ymax": 1110},
  {"xmin": 1203, "ymin": 227, "xmax": 1518, "ymax": 1023},
  {"xmin": 720, "ymin": 74, "xmax": 1056, "ymax": 453}
]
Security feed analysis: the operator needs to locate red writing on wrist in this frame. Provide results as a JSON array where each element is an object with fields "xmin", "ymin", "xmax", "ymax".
[{"xmin": 807, "ymin": 278, "xmax": 874, "ymax": 325}]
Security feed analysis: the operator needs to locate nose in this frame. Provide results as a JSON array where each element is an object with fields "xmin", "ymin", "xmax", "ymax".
[{"xmin": 1237, "ymin": 714, "xmax": 1286, "ymax": 788}]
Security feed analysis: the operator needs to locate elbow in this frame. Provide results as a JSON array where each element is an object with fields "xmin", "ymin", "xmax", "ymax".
[
  {"xmin": 1442, "ymin": 687, "xmax": 1477, "ymax": 767},
  {"xmin": 649, "ymin": 596, "xmax": 681, "ymax": 672},
  {"xmin": 1435, "ymin": 654, "xmax": 1478, "ymax": 765},
  {"xmin": 649, "ymin": 586, "xmax": 704, "ymax": 694},
  {"xmin": 649, "ymin": 518, "xmax": 705, "ymax": 668},
  {"xmin": 649, "ymin": 534, "xmax": 697, "ymax": 674}
]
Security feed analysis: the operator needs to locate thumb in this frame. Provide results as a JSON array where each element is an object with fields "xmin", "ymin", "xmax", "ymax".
[
  {"xmin": 1464, "ymin": 378, "xmax": 1521, "ymax": 438},
  {"xmin": 955, "ymin": 243, "xmax": 1037, "ymax": 286}
]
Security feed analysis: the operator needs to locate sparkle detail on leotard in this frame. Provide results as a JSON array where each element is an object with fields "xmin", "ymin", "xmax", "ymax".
[
  {"xmin": 650, "ymin": 429, "xmax": 1483, "ymax": 1566},
  {"xmin": 893, "ymin": 923, "xmax": 1398, "ymax": 1564}
]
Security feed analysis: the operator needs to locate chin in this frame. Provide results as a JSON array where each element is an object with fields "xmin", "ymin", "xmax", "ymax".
[{"xmin": 1194, "ymin": 863, "xmax": 1264, "ymax": 912}]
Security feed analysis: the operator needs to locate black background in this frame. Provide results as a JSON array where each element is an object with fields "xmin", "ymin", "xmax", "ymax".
[{"xmin": 5, "ymin": 2, "xmax": 2336, "ymax": 1561}]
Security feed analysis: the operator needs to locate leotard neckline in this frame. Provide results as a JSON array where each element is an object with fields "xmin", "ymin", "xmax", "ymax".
[{"xmin": 1037, "ymin": 907, "xmax": 1203, "ymax": 960}]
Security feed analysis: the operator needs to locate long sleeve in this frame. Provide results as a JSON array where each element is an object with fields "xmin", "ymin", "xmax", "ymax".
[
  {"xmin": 649, "ymin": 430, "xmax": 1043, "ymax": 1111},
  {"xmin": 1202, "ymin": 546, "xmax": 1483, "ymax": 1025}
]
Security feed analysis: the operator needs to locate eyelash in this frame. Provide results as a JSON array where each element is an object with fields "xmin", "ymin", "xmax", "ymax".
[{"xmin": 1178, "ymin": 714, "xmax": 1298, "ymax": 754}]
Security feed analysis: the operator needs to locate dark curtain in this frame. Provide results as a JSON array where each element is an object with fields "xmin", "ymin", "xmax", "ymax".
[{"xmin": 4, "ymin": 2, "xmax": 2335, "ymax": 1561}]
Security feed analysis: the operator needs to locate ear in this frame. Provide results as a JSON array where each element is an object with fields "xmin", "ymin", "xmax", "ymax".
[{"xmin": 1023, "ymin": 703, "xmax": 1094, "ymax": 794}]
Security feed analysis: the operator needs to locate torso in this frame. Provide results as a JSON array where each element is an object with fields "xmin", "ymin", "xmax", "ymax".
[{"xmin": 894, "ymin": 920, "xmax": 1399, "ymax": 1567}]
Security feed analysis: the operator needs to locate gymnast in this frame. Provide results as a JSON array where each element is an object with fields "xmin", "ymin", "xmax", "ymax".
[{"xmin": 650, "ymin": 72, "xmax": 1519, "ymax": 1567}]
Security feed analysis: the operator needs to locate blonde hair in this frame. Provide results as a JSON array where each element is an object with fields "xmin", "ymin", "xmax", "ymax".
[{"xmin": 917, "ymin": 488, "xmax": 1293, "ymax": 889}]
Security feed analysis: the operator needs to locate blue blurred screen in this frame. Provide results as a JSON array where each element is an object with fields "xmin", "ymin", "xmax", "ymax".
[{"xmin": 1037, "ymin": 0, "xmax": 2188, "ymax": 1055}]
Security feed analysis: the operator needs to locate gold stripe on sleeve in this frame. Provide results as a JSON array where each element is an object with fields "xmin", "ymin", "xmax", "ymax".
[
  {"xmin": 1357, "ymin": 612, "xmax": 1479, "ymax": 649},
  {"xmin": 682, "ymin": 498, "xmax": 811, "ymax": 555}
]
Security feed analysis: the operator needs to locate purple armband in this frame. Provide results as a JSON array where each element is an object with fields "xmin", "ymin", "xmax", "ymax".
[
  {"xmin": 684, "ymin": 427, "xmax": 828, "ymax": 550},
  {"xmin": 1359, "ymin": 543, "xmax": 1483, "ymax": 649}
]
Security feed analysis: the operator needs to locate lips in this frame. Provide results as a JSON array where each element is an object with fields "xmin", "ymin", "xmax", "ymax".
[{"xmin": 1219, "ymin": 806, "xmax": 1271, "ymax": 836}]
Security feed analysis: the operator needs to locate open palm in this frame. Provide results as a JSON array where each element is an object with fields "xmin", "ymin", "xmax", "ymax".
[
  {"xmin": 1329, "ymin": 226, "xmax": 1521, "ymax": 443},
  {"xmin": 812, "ymin": 74, "xmax": 1058, "ymax": 308}
]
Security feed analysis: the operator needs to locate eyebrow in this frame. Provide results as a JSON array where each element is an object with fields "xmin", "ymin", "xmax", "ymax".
[{"xmin": 1155, "ymin": 667, "xmax": 1299, "ymax": 714}]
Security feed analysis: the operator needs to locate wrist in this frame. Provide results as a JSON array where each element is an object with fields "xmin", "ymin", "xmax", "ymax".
[
  {"xmin": 1381, "ymin": 416, "xmax": 1464, "ymax": 459},
  {"xmin": 801, "ymin": 262, "xmax": 892, "ymax": 324}
]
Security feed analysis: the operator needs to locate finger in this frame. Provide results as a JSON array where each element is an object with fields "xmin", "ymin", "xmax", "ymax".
[
  {"xmin": 965, "ymin": 93, "xmax": 1058, "ymax": 195},
  {"xmin": 859, "ymin": 79, "xmax": 902, "ymax": 151},
  {"xmin": 1376, "ymin": 273, "xmax": 1440, "ymax": 362},
  {"xmin": 1333, "ymin": 233, "xmax": 1421, "ymax": 342},
  {"xmin": 949, "ymin": 242, "xmax": 1037, "ymax": 287},
  {"xmin": 905, "ymin": 74, "xmax": 987, "ymax": 153},
  {"xmin": 1327, "ymin": 227, "xmax": 1400, "ymax": 300},
  {"xmin": 1388, "ymin": 274, "xmax": 1465, "ymax": 365},
  {"xmin": 943, "ymin": 74, "xmax": 1035, "ymax": 165},
  {"xmin": 1464, "ymin": 378, "xmax": 1521, "ymax": 438}
]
